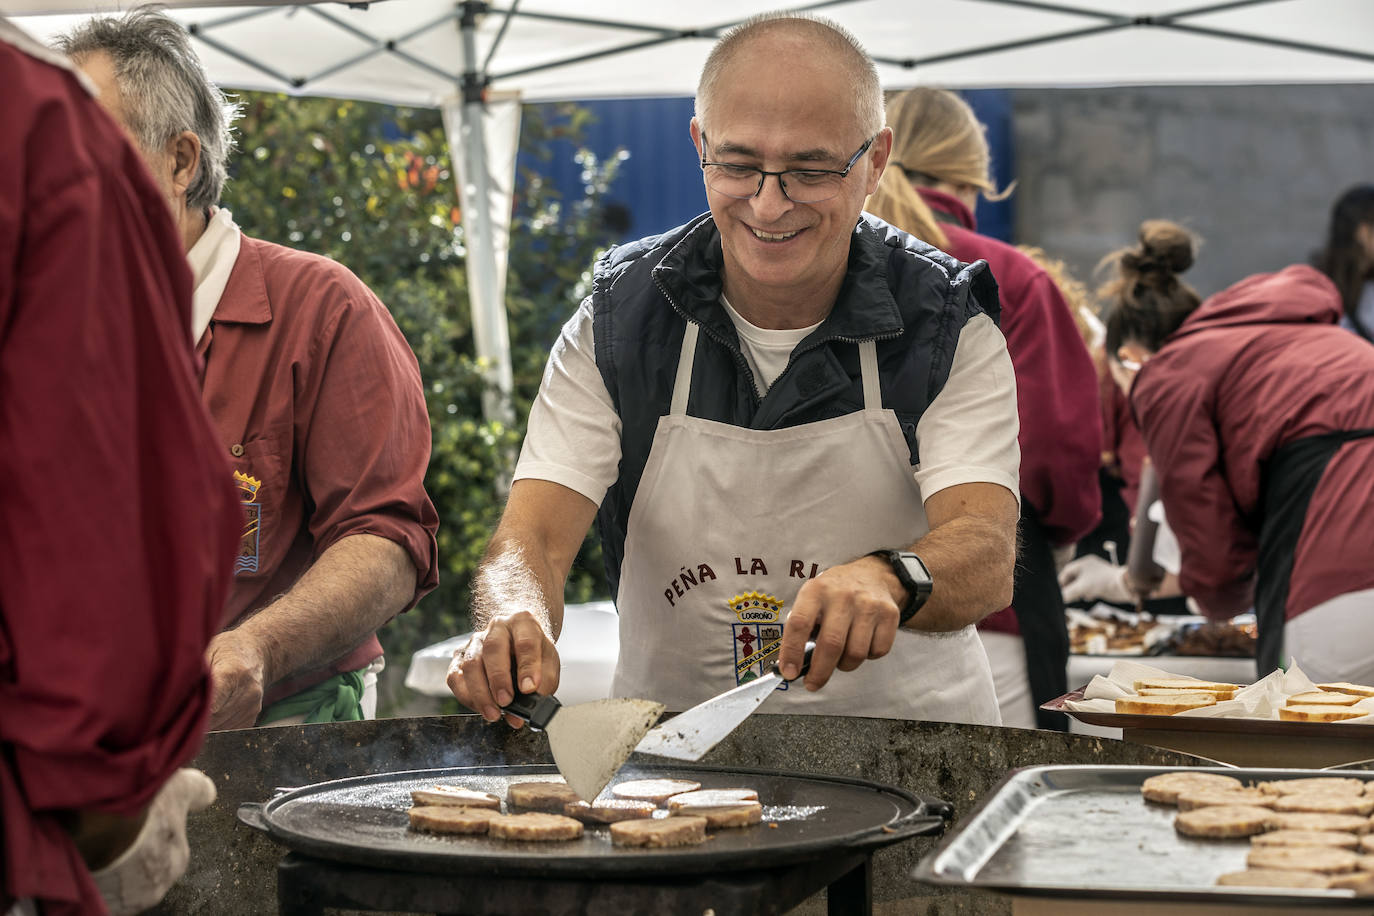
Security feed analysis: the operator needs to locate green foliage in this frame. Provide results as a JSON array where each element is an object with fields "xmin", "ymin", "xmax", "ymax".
[{"xmin": 221, "ymin": 93, "xmax": 621, "ymax": 691}]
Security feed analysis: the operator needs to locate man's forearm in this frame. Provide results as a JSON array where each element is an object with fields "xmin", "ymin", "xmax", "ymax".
[
  {"xmin": 470, "ymin": 534, "xmax": 564, "ymax": 640},
  {"xmin": 234, "ymin": 533, "xmax": 416, "ymax": 687},
  {"xmin": 905, "ymin": 514, "xmax": 1016, "ymax": 631}
]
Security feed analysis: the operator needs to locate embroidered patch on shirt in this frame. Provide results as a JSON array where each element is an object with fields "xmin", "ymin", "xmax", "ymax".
[
  {"xmin": 233, "ymin": 470, "xmax": 262, "ymax": 575},
  {"xmin": 729, "ymin": 592, "xmax": 787, "ymax": 690}
]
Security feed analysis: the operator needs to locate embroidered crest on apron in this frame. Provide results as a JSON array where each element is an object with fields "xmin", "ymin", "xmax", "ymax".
[{"xmin": 610, "ymin": 322, "xmax": 1001, "ymax": 725}]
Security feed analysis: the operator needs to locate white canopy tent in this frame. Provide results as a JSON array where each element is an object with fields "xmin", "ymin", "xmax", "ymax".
[{"xmin": 6, "ymin": 0, "xmax": 1374, "ymax": 418}]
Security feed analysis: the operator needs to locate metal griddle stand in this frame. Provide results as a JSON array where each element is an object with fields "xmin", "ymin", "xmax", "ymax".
[{"xmin": 272, "ymin": 848, "xmax": 879, "ymax": 915}]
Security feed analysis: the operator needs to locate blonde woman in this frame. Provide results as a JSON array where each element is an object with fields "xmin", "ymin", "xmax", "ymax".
[{"xmin": 866, "ymin": 88, "xmax": 1101, "ymax": 729}]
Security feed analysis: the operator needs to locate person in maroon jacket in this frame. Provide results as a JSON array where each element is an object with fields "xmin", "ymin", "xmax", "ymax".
[
  {"xmin": 865, "ymin": 88, "xmax": 1102, "ymax": 729},
  {"xmin": 1103, "ymin": 219, "xmax": 1374, "ymax": 682},
  {"xmin": 0, "ymin": 17, "xmax": 240, "ymax": 915}
]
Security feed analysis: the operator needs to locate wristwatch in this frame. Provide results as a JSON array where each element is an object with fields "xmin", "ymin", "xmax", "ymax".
[{"xmin": 867, "ymin": 549, "xmax": 933, "ymax": 624}]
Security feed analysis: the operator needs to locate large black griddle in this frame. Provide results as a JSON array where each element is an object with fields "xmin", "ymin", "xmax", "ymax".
[{"xmin": 238, "ymin": 763, "xmax": 946, "ymax": 879}]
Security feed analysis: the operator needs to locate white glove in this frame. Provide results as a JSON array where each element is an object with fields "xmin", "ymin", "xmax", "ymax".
[
  {"xmin": 1058, "ymin": 554, "xmax": 1133, "ymax": 604},
  {"xmin": 1051, "ymin": 543, "xmax": 1077, "ymax": 574},
  {"xmin": 91, "ymin": 768, "xmax": 217, "ymax": 915}
]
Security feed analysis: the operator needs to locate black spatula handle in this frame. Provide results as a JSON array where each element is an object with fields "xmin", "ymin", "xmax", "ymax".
[
  {"xmin": 501, "ymin": 691, "xmax": 562, "ymax": 729},
  {"xmin": 769, "ymin": 641, "xmax": 815, "ymax": 681}
]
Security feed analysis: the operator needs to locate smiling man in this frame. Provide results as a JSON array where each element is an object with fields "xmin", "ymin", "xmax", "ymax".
[{"xmin": 450, "ymin": 14, "xmax": 1020, "ymax": 726}]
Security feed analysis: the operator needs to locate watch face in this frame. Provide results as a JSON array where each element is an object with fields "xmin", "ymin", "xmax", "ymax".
[{"xmin": 898, "ymin": 552, "xmax": 932, "ymax": 589}]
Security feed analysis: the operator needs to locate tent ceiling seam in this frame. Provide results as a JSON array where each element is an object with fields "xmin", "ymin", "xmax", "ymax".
[
  {"xmin": 877, "ymin": 22, "xmax": 1126, "ymax": 69},
  {"xmin": 1163, "ymin": 22, "xmax": 1374, "ymax": 65},
  {"xmin": 1160, "ymin": 0, "xmax": 1287, "ymax": 20},
  {"xmin": 186, "ymin": 24, "xmax": 300, "ymax": 87}
]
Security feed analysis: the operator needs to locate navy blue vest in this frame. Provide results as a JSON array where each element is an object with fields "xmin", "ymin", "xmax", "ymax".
[{"xmin": 591, "ymin": 212, "xmax": 1000, "ymax": 600}]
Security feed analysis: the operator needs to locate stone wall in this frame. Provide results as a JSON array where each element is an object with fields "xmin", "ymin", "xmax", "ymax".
[{"xmin": 1011, "ymin": 84, "xmax": 1374, "ymax": 299}]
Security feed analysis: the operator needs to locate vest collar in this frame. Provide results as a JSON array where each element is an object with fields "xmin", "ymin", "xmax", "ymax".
[{"xmin": 651, "ymin": 214, "xmax": 905, "ymax": 350}]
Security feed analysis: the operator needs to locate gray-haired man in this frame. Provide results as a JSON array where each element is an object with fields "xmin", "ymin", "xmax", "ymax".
[{"xmin": 57, "ymin": 9, "xmax": 440, "ymax": 729}]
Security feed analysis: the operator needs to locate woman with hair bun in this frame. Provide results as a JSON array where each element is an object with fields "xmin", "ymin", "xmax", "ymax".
[
  {"xmin": 866, "ymin": 88, "xmax": 1102, "ymax": 730},
  {"xmin": 1104, "ymin": 219, "xmax": 1374, "ymax": 682},
  {"xmin": 1313, "ymin": 184, "xmax": 1374, "ymax": 341}
]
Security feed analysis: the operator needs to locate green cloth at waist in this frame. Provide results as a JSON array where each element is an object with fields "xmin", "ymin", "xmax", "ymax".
[{"xmin": 257, "ymin": 668, "xmax": 367, "ymax": 725}]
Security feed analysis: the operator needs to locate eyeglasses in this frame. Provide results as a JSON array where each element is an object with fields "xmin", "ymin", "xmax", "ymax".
[{"xmin": 700, "ymin": 134, "xmax": 876, "ymax": 204}]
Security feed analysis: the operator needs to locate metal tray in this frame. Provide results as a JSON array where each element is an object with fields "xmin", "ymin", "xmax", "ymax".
[
  {"xmin": 238, "ymin": 762, "xmax": 948, "ymax": 877},
  {"xmin": 1044, "ymin": 688, "xmax": 1374, "ymax": 739},
  {"xmin": 913, "ymin": 765, "xmax": 1374, "ymax": 907}
]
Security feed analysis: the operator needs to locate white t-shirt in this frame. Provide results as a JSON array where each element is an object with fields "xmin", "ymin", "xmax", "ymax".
[
  {"xmin": 513, "ymin": 298, "xmax": 1020, "ymax": 505},
  {"xmin": 719, "ymin": 294, "xmax": 822, "ymax": 397}
]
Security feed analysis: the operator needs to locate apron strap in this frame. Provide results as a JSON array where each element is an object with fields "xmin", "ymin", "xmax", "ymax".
[
  {"xmin": 671, "ymin": 322, "xmax": 700, "ymax": 417},
  {"xmin": 1255, "ymin": 427, "xmax": 1374, "ymax": 674},
  {"xmin": 859, "ymin": 339, "xmax": 880, "ymax": 410}
]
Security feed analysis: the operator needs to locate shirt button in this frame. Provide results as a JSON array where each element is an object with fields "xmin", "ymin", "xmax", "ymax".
[{"xmin": 230, "ymin": 444, "xmax": 245, "ymax": 457}]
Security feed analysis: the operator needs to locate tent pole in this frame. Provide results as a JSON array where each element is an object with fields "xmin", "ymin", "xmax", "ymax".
[{"xmin": 457, "ymin": 0, "xmax": 516, "ymax": 431}]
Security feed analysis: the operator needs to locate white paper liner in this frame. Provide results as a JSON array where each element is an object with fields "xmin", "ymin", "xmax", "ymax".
[{"xmin": 1063, "ymin": 658, "xmax": 1374, "ymax": 724}]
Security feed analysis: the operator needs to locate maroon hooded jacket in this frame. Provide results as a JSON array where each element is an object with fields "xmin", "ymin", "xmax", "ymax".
[
  {"xmin": 917, "ymin": 189, "xmax": 1102, "ymax": 635},
  {"xmin": 1131, "ymin": 265, "xmax": 1374, "ymax": 622}
]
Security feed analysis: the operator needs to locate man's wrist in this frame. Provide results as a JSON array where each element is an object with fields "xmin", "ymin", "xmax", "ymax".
[{"xmin": 865, "ymin": 549, "xmax": 933, "ymax": 623}]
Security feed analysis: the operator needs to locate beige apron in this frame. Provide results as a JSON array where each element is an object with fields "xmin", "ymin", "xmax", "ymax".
[{"xmin": 610, "ymin": 323, "xmax": 1001, "ymax": 724}]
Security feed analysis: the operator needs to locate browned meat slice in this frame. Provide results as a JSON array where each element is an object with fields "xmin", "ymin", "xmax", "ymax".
[
  {"xmin": 507, "ymin": 780, "xmax": 582, "ymax": 811},
  {"xmin": 1258, "ymin": 777, "xmax": 1367, "ymax": 797},
  {"xmin": 1174, "ymin": 805, "xmax": 1274, "ymax": 838},
  {"xmin": 1269, "ymin": 812, "xmax": 1371, "ymax": 834},
  {"xmin": 1273, "ymin": 794, "xmax": 1374, "ymax": 816},
  {"xmin": 1176, "ymin": 788, "xmax": 1276, "ymax": 811},
  {"xmin": 409, "ymin": 785, "xmax": 501, "ymax": 809},
  {"xmin": 1252, "ymin": 830, "xmax": 1360, "ymax": 849},
  {"xmin": 609, "ymin": 815, "xmax": 708, "ymax": 847},
  {"xmin": 487, "ymin": 812, "xmax": 584, "ymax": 841},
  {"xmin": 1216, "ymin": 869, "xmax": 1331, "ymax": 888},
  {"xmin": 1246, "ymin": 846, "xmax": 1359, "ymax": 874},
  {"xmin": 563, "ymin": 799, "xmax": 658, "ymax": 824},
  {"xmin": 668, "ymin": 800, "xmax": 763, "ymax": 828},
  {"xmin": 1140, "ymin": 772, "xmax": 1243, "ymax": 805},
  {"xmin": 407, "ymin": 806, "xmax": 495, "ymax": 835},
  {"xmin": 611, "ymin": 778, "xmax": 703, "ymax": 805}
]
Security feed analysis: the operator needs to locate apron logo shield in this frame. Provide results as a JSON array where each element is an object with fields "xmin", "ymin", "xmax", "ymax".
[
  {"xmin": 729, "ymin": 592, "xmax": 787, "ymax": 689},
  {"xmin": 233, "ymin": 470, "xmax": 262, "ymax": 575}
]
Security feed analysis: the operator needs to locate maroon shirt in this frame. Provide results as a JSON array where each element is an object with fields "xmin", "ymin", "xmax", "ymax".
[
  {"xmin": 198, "ymin": 235, "xmax": 438, "ymax": 705},
  {"xmin": 916, "ymin": 189, "xmax": 1103, "ymax": 635},
  {"xmin": 0, "ymin": 30, "xmax": 240, "ymax": 914},
  {"xmin": 1131, "ymin": 265, "xmax": 1374, "ymax": 621}
]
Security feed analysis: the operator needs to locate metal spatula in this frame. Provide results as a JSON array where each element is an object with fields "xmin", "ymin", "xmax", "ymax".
[
  {"xmin": 634, "ymin": 643, "xmax": 814, "ymax": 761},
  {"xmin": 502, "ymin": 694, "xmax": 664, "ymax": 801}
]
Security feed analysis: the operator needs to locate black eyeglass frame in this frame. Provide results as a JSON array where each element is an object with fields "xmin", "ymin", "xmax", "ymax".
[{"xmin": 699, "ymin": 133, "xmax": 877, "ymax": 203}]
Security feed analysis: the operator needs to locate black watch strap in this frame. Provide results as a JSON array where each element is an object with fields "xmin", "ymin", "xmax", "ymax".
[{"xmin": 867, "ymin": 549, "xmax": 933, "ymax": 624}]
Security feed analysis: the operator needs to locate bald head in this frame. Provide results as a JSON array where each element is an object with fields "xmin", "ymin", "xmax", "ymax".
[{"xmin": 695, "ymin": 15, "xmax": 883, "ymax": 139}]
